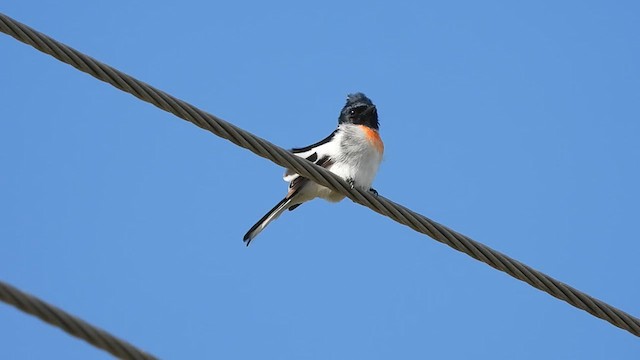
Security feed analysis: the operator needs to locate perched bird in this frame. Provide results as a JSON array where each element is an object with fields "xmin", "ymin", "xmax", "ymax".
[{"xmin": 243, "ymin": 93, "xmax": 384, "ymax": 245}]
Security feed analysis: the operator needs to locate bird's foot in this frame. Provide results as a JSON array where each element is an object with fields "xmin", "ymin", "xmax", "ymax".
[{"xmin": 369, "ymin": 188, "xmax": 379, "ymax": 196}]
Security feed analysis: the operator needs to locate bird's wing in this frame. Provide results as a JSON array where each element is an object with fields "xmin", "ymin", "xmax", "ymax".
[
  {"xmin": 286, "ymin": 155, "xmax": 333, "ymax": 193},
  {"xmin": 283, "ymin": 130, "xmax": 337, "ymax": 182},
  {"xmin": 290, "ymin": 129, "xmax": 337, "ymax": 154}
]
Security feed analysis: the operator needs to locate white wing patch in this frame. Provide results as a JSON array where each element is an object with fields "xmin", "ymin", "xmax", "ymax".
[
  {"xmin": 283, "ymin": 141, "xmax": 337, "ymax": 183},
  {"xmin": 283, "ymin": 130, "xmax": 339, "ymax": 183},
  {"xmin": 283, "ymin": 148, "xmax": 318, "ymax": 182}
]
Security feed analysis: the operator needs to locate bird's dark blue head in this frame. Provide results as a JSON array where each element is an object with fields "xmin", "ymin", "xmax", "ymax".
[{"xmin": 338, "ymin": 92, "xmax": 379, "ymax": 130}]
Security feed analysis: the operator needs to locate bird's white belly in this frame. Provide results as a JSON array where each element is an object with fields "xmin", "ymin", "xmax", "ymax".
[{"xmin": 312, "ymin": 125, "xmax": 382, "ymax": 202}]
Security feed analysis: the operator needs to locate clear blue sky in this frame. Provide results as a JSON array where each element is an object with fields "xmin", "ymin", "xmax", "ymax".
[{"xmin": 1, "ymin": 1, "xmax": 639, "ymax": 359}]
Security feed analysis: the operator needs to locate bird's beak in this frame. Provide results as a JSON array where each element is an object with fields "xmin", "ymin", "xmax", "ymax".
[{"xmin": 362, "ymin": 105, "xmax": 377, "ymax": 115}]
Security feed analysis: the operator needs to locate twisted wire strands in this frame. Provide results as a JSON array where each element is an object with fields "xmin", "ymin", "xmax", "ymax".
[
  {"xmin": 0, "ymin": 280, "xmax": 157, "ymax": 360},
  {"xmin": 1, "ymin": 12, "xmax": 638, "ymax": 354}
]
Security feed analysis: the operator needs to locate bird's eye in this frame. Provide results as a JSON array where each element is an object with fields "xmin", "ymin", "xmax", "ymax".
[{"xmin": 349, "ymin": 106, "xmax": 367, "ymax": 115}]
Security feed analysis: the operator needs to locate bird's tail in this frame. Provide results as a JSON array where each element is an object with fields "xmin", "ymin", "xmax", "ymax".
[{"xmin": 243, "ymin": 196, "xmax": 296, "ymax": 245}]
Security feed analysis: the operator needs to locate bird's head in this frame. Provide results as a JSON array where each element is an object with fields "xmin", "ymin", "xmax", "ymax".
[{"xmin": 339, "ymin": 93, "xmax": 379, "ymax": 130}]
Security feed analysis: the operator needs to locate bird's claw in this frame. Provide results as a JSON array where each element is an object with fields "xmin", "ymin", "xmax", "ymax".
[
  {"xmin": 347, "ymin": 178, "xmax": 355, "ymax": 189},
  {"xmin": 369, "ymin": 188, "xmax": 379, "ymax": 196}
]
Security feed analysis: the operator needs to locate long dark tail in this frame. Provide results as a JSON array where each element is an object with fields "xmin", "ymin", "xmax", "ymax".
[{"xmin": 243, "ymin": 196, "xmax": 295, "ymax": 245}]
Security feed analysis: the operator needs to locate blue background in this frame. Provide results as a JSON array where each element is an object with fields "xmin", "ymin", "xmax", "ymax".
[{"xmin": 1, "ymin": 1, "xmax": 639, "ymax": 359}]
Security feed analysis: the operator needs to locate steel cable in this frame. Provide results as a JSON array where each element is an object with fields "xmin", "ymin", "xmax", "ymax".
[
  {"xmin": 0, "ymin": 280, "xmax": 157, "ymax": 359},
  {"xmin": 1, "ymin": 12, "xmax": 639, "ymax": 339}
]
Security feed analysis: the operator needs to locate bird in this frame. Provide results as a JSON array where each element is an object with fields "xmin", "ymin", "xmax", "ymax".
[{"xmin": 243, "ymin": 92, "xmax": 384, "ymax": 245}]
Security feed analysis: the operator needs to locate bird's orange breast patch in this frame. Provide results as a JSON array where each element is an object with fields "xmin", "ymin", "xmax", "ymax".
[{"xmin": 359, "ymin": 125, "xmax": 384, "ymax": 155}]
